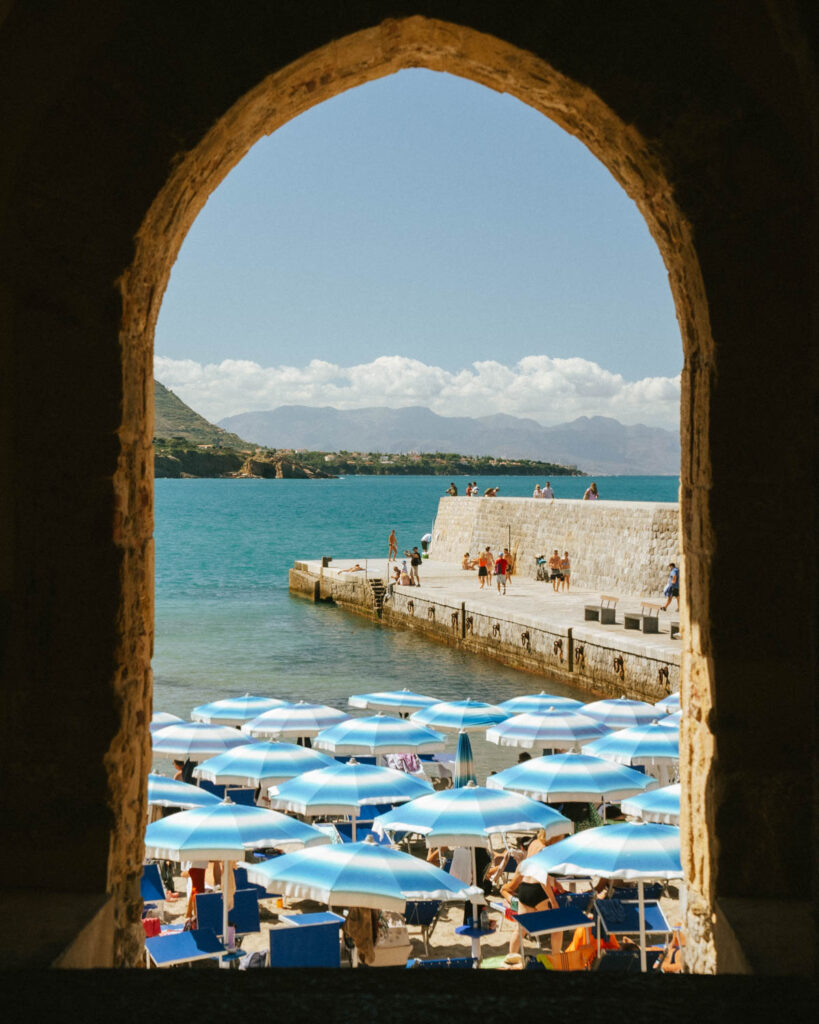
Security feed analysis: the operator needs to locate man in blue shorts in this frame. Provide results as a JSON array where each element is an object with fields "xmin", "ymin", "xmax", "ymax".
[{"xmin": 662, "ymin": 563, "xmax": 680, "ymax": 610}]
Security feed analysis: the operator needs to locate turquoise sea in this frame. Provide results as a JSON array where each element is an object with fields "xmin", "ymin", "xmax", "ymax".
[{"xmin": 154, "ymin": 475, "xmax": 679, "ymax": 776}]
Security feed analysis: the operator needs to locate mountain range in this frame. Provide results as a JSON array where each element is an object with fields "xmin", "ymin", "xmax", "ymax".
[{"xmin": 218, "ymin": 405, "xmax": 680, "ymax": 475}]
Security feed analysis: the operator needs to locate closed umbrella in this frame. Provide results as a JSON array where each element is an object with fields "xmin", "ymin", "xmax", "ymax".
[
  {"xmin": 245, "ymin": 839, "xmax": 483, "ymax": 913},
  {"xmin": 144, "ymin": 799, "xmax": 330, "ymax": 942},
  {"xmin": 453, "ymin": 731, "xmax": 476, "ymax": 789},
  {"xmin": 621, "ymin": 784, "xmax": 681, "ymax": 825},
  {"xmin": 194, "ymin": 741, "xmax": 335, "ymax": 789},
  {"xmin": 519, "ymin": 822, "xmax": 683, "ymax": 971},
  {"xmin": 411, "ymin": 699, "xmax": 508, "ymax": 732},
  {"xmin": 348, "ymin": 689, "xmax": 440, "ymax": 715},
  {"xmin": 267, "ymin": 759, "xmax": 434, "ymax": 840},
  {"xmin": 581, "ymin": 697, "xmax": 659, "ymax": 730},
  {"xmin": 314, "ymin": 714, "xmax": 445, "ymax": 756},
  {"xmin": 498, "ymin": 692, "xmax": 583, "ymax": 715},
  {"xmin": 242, "ymin": 701, "xmax": 349, "ymax": 740},
  {"xmin": 486, "ymin": 753, "xmax": 656, "ymax": 805},
  {"xmin": 486, "ymin": 708, "xmax": 609, "ymax": 751},
  {"xmin": 147, "ymin": 773, "xmax": 221, "ymax": 809},
  {"xmin": 152, "ymin": 721, "xmax": 250, "ymax": 759},
  {"xmin": 191, "ymin": 694, "xmax": 287, "ymax": 725}
]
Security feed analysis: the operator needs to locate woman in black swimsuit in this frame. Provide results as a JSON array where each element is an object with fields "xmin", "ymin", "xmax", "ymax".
[{"xmin": 500, "ymin": 831, "xmax": 565, "ymax": 962}]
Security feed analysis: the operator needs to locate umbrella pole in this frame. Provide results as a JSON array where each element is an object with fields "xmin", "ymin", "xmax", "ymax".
[
  {"xmin": 222, "ymin": 857, "xmax": 230, "ymax": 953},
  {"xmin": 638, "ymin": 879, "xmax": 647, "ymax": 972},
  {"xmin": 469, "ymin": 847, "xmax": 481, "ymax": 962},
  {"xmin": 352, "ymin": 815, "xmax": 357, "ymax": 842}
]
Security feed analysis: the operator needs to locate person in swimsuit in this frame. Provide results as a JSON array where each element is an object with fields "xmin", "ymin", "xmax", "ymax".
[
  {"xmin": 559, "ymin": 551, "xmax": 571, "ymax": 592},
  {"xmin": 388, "ymin": 530, "xmax": 398, "ymax": 561},
  {"xmin": 477, "ymin": 550, "xmax": 489, "ymax": 589},
  {"xmin": 548, "ymin": 549, "xmax": 562, "ymax": 592},
  {"xmin": 410, "ymin": 547, "xmax": 422, "ymax": 585},
  {"xmin": 500, "ymin": 868, "xmax": 559, "ymax": 961}
]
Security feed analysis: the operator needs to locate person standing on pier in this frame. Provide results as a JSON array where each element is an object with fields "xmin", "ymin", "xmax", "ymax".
[
  {"xmin": 542, "ymin": 481, "xmax": 555, "ymax": 500},
  {"xmin": 410, "ymin": 547, "xmax": 422, "ymax": 586},
  {"xmin": 388, "ymin": 529, "xmax": 398, "ymax": 561},
  {"xmin": 548, "ymin": 550, "xmax": 562, "ymax": 592},
  {"xmin": 494, "ymin": 551, "xmax": 509, "ymax": 594},
  {"xmin": 559, "ymin": 551, "xmax": 571, "ymax": 592}
]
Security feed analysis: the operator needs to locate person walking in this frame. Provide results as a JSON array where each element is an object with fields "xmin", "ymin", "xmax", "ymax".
[
  {"xmin": 494, "ymin": 551, "xmax": 509, "ymax": 594},
  {"xmin": 542, "ymin": 481, "xmax": 555, "ymax": 500},
  {"xmin": 532, "ymin": 483, "xmax": 542, "ymax": 499},
  {"xmin": 582, "ymin": 481, "xmax": 599, "ymax": 500},
  {"xmin": 477, "ymin": 548, "xmax": 490, "ymax": 589},
  {"xmin": 388, "ymin": 529, "xmax": 398, "ymax": 561},
  {"xmin": 559, "ymin": 551, "xmax": 571, "ymax": 592},
  {"xmin": 662, "ymin": 563, "xmax": 680, "ymax": 610},
  {"xmin": 548, "ymin": 549, "xmax": 562, "ymax": 592}
]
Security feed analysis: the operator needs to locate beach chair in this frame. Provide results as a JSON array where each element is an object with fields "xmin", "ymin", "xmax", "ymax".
[
  {"xmin": 144, "ymin": 928, "xmax": 226, "ymax": 968},
  {"xmin": 140, "ymin": 862, "xmax": 165, "ymax": 915},
  {"xmin": 197, "ymin": 779, "xmax": 226, "ymax": 799},
  {"xmin": 268, "ymin": 912, "xmax": 345, "ymax": 967},
  {"xmin": 513, "ymin": 907, "xmax": 592, "ymax": 957},
  {"xmin": 403, "ymin": 900, "xmax": 442, "ymax": 956},
  {"xmin": 225, "ymin": 787, "xmax": 256, "ymax": 806},
  {"xmin": 195, "ymin": 889, "xmax": 261, "ymax": 941}
]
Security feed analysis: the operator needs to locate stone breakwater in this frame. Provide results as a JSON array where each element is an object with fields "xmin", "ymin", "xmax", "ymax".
[
  {"xmin": 289, "ymin": 558, "xmax": 681, "ymax": 703},
  {"xmin": 431, "ymin": 496, "xmax": 679, "ymax": 595}
]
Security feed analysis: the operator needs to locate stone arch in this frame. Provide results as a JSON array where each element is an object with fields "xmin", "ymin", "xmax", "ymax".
[{"xmin": 120, "ymin": 15, "xmax": 712, "ymax": 967}]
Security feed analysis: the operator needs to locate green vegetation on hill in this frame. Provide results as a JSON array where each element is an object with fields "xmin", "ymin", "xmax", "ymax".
[
  {"xmin": 292, "ymin": 450, "xmax": 581, "ymax": 476},
  {"xmin": 154, "ymin": 380, "xmax": 250, "ymax": 448}
]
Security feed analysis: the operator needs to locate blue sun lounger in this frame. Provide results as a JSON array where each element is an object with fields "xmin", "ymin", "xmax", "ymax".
[
  {"xmin": 195, "ymin": 889, "xmax": 261, "ymax": 940},
  {"xmin": 268, "ymin": 912, "xmax": 345, "ymax": 967},
  {"xmin": 145, "ymin": 928, "xmax": 226, "ymax": 968}
]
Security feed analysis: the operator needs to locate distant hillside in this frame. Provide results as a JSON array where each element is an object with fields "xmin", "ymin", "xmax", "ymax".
[
  {"xmin": 219, "ymin": 405, "xmax": 680, "ymax": 475},
  {"xmin": 154, "ymin": 380, "xmax": 250, "ymax": 448}
]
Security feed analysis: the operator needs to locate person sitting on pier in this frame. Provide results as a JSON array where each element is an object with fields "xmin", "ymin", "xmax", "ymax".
[
  {"xmin": 339, "ymin": 563, "xmax": 366, "ymax": 574},
  {"xmin": 399, "ymin": 562, "xmax": 414, "ymax": 586},
  {"xmin": 484, "ymin": 486, "xmax": 500, "ymax": 497},
  {"xmin": 462, "ymin": 552, "xmax": 478, "ymax": 570}
]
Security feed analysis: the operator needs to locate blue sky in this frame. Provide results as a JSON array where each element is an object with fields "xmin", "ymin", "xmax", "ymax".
[{"xmin": 155, "ymin": 70, "xmax": 682, "ymax": 429}]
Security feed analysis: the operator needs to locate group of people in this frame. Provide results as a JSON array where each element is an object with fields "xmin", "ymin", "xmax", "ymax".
[
  {"xmin": 462, "ymin": 546, "xmax": 514, "ymax": 594},
  {"xmin": 547, "ymin": 549, "xmax": 572, "ymax": 592},
  {"xmin": 447, "ymin": 482, "xmax": 500, "ymax": 497},
  {"xmin": 532, "ymin": 481, "xmax": 555, "ymax": 499}
]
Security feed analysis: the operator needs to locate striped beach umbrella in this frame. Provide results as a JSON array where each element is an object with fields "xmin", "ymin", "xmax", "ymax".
[
  {"xmin": 145, "ymin": 800, "xmax": 331, "ymax": 942},
  {"xmin": 245, "ymin": 839, "xmax": 483, "ymax": 913},
  {"xmin": 410, "ymin": 699, "xmax": 509, "ymax": 732},
  {"xmin": 314, "ymin": 714, "xmax": 445, "ymax": 756},
  {"xmin": 242, "ymin": 701, "xmax": 349, "ymax": 740},
  {"xmin": 583, "ymin": 722, "xmax": 680, "ymax": 767},
  {"xmin": 486, "ymin": 753, "xmax": 656, "ymax": 804},
  {"xmin": 348, "ymin": 689, "xmax": 440, "ymax": 714},
  {"xmin": 498, "ymin": 692, "xmax": 584, "ymax": 715},
  {"xmin": 621, "ymin": 784, "xmax": 681, "ymax": 825},
  {"xmin": 453, "ymin": 731, "xmax": 476, "ymax": 789},
  {"xmin": 191, "ymin": 694, "xmax": 287, "ymax": 725},
  {"xmin": 194, "ymin": 741, "xmax": 336, "ymax": 788},
  {"xmin": 147, "ymin": 773, "xmax": 221, "ymax": 809},
  {"xmin": 486, "ymin": 709, "xmax": 610, "ymax": 751},
  {"xmin": 150, "ymin": 712, "xmax": 184, "ymax": 735},
  {"xmin": 519, "ymin": 822, "xmax": 682, "ymax": 972},
  {"xmin": 268, "ymin": 760, "xmax": 434, "ymax": 839},
  {"xmin": 654, "ymin": 692, "xmax": 680, "ymax": 714},
  {"xmin": 581, "ymin": 697, "xmax": 659, "ymax": 730},
  {"xmin": 151, "ymin": 721, "xmax": 250, "ymax": 759},
  {"xmin": 373, "ymin": 783, "xmax": 572, "ymax": 849},
  {"xmin": 656, "ymin": 710, "xmax": 682, "ymax": 730}
]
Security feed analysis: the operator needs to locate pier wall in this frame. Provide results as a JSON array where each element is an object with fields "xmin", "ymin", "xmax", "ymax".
[
  {"xmin": 430, "ymin": 497, "xmax": 679, "ymax": 596},
  {"xmin": 290, "ymin": 564, "xmax": 680, "ymax": 703}
]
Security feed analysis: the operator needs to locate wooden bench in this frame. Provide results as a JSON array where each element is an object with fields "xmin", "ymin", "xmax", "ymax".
[
  {"xmin": 623, "ymin": 601, "xmax": 661, "ymax": 634},
  {"xmin": 584, "ymin": 595, "xmax": 618, "ymax": 625}
]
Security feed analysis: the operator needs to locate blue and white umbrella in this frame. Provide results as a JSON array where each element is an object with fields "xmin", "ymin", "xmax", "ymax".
[
  {"xmin": 152, "ymin": 721, "xmax": 250, "ymax": 759},
  {"xmin": 150, "ymin": 712, "xmax": 184, "ymax": 735},
  {"xmin": 657, "ymin": 710, "xmax": 682, "ymax": 730},
  {"xmin": 268, "ymin": 760, "xmax": 434, "ymax": 839},
  {"xmin": 453, "ymin": 731, "xmax": 476, "ymax": 789},
  {"xmin": 191, "ymin": 694, "xmax": 287, "ymax": 725},
  {"xmin": 654, "ymin": 692, "xmax": 680, "ymax": 714},
  {"xmin": 242, "ymin": 701, "xmax": 349, "ymax": 740},
  {"xmin": 621, "ymin": 784, "xmax": 681, "ymax": 825},
  {"xmin": 583, "ymin": 722, "xmax": 679, "ymax": 767},
  {"xmin": 486, "ymin": 709, "xmax": 610, "ymax": 751},
  {"xmin": 145, "ymin": 799, "xmax": 331, "ymax": 940},
  {"xmin": 194, "ymin": 741, "xmax": 336, "ymax": 788},
  {"xmin": 581, "ymin": 697, "xmax": 659, "ymax": 730},
  {"xmin": 411, "ymin": 699, "xmax": 509, "ymax": 732},
  {"xmin": 147, "ymin": 773, "xmax": 221, "ymax": 809},
  {"xmin": 314, "ymin": 714, "xmax": 445, "ymax": 756},
  {"xmin": 498, "ymin": 692, "xmax": 584, "ymax": 715},
  {"xmin": 348, "ymin": 689, "xmax": 440, "ymax": 714},
  {"xmin": 373, "ymin": 783, "xmax": 573, "ymax": 849},
  {"xmin": 519, "ymin": 821, "xmax": 682, "ymax": 971},
  {"xmin": 245, "ymin": 839, "xmax": 483, "ymax": 913},
  {"xmin": 486, "ymin": 753, "xmax": 656, "ymax": 804}
]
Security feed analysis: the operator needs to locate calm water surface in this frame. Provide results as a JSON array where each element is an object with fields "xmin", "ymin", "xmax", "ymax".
[{"xmin": 154, "ymin": 475, "xmax": 678, "ymax": 776}]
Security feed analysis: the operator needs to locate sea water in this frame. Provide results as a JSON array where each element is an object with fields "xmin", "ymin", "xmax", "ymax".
[{"xmin": 154, "ymin": 475, "xmax": 678, "ymax": 776}]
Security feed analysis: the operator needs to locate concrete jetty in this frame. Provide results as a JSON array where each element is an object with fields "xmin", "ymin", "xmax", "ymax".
[{"xmin": 289, "ymin": 556, "xmax": 680, "ymax": 703}]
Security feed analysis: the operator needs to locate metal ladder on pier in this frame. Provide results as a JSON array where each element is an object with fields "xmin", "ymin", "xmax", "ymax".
[{"xmin": 367, "ymin": 578, "xmax": 387, "ymax": 618}]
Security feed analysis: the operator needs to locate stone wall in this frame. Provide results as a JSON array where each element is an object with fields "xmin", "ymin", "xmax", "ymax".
[{"xmin": 431, "ymin": 497, "xmax": 680, "ymax": 596}]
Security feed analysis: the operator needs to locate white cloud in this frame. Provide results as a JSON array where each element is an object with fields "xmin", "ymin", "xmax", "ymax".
[{"xmin": 154, "ymin": 353, "xmax": 681, "ymax": 430}]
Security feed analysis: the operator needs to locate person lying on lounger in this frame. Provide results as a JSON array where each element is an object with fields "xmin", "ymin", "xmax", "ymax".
[{"xmin": 339, "ymin": 563, "xmax": 366, "ymax": 573}]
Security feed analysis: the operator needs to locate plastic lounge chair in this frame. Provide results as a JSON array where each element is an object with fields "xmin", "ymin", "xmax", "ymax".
[
  {"xmin": 406, "ymin": 957, "xmax": 477, "ymax": 968},
  {"xmin": 334, "ymin": 822, "xmax": 392, "ymax": 844},
  {"xmin": 140, "ymin": 862, "xmax": 165, "ymax": 914},
  {"xmin": 594, "ymin": 898, "xmax": 670, "ymax": 940},
  {"xmin": 233, "ymin": 865, "xmax": 271, "ymax": 900},
  {"xmin": 195, "ymin": 889, "xmax": 261, "ymax": 940},
  {"xmin": 226, "ymin": 787, "xmax": 257, "ymax": 806},
  {"xmin": 555, "ymin": 891, "xmax": 592, "ymax": 912},
  {"xmin": 197, "ymin": 779, "xmax": 226, "ymax": 799},
  {"xmin": 404, "ymin": 900, "xmax": 442, "ymax": 956},
  {"xmin": 145, "ymin": 928, "xmax": 226, "ymax": 968},
  {"xmin": 268, "ymin": 912, "xmax": 345, "ymax": 967}
]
